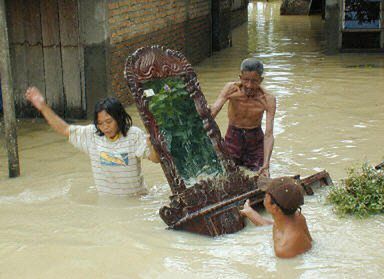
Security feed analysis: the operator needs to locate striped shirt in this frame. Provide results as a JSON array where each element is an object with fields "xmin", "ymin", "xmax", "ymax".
[{"xmin": 69, "ymin": 125, "xmax": 149, "ymax": 195}]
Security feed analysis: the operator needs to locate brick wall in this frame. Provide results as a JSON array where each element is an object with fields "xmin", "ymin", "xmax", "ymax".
[
  {"xmin": 107, "ymin": 0, "xmax": 212, "ymax": 104},
  {"xmin": 212, "ymin": 0, "xmax": 232, "ymax": 51}
]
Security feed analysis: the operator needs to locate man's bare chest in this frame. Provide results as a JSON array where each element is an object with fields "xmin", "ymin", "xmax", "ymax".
[{"xmin": 229, "ymin": 97, "xmax": 266, "ymax": 114}]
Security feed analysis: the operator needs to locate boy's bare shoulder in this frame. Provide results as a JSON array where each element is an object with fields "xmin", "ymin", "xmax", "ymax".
[
  {"xmin": 274, "ymin": 226, "xmax": 312, "ymax": 258},
  {"xmin": 296, "ymin": 212, "xmax": 308, "ymax": 224}
]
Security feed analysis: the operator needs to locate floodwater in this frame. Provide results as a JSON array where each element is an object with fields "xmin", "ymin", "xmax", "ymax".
[{"xmin": 1, "ymin": 1, "xmax": 384, "ymax": 278}]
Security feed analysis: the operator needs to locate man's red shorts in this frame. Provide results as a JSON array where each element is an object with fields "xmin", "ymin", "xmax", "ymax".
[{"xmin": 224, "ymin": 125, "xmax": 264, "ymax": 171}]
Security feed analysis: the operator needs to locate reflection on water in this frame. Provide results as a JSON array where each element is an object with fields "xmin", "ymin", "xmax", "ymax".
[{"xmin": 1, "ymin": 1, "xmax": 384, "ymax": 278}]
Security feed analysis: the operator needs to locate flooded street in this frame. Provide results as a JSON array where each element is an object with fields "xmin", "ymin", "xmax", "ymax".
[{"xmin": 1, "ymin": 1, "xmax": 384, "ymax": 278}]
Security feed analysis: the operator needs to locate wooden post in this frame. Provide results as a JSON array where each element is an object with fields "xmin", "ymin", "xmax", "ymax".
[
  {"xmin": 0, "ymin": 0, "xmax": 20, "ymax": 177},
  {"xmin": 381, "ymin": 1, "xmax": 384, "ymax": 49}
]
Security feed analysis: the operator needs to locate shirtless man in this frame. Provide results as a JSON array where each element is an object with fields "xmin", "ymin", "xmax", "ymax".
[
  {"xmin": 211, "ymin": 58, "xmax": 276, "ymax": 176},
  {"xmin": 240, "ymin": 177, "xmax": 313, "ymax": 258}
]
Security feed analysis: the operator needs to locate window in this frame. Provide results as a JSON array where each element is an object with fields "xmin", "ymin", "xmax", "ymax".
[{"xmin": 344, "ymin": 0, "xmax": 381, "ymax": 29}]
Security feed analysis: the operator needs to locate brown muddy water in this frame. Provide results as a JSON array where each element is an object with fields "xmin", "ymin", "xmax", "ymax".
[{"xmin": 1, "ymin": 1, "xmax": 384, "ymax": 278}]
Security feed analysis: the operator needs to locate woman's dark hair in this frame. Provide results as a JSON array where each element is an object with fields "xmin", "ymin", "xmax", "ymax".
[{"xmin": 93, "ymin": 97, "xmax": 132, "ymax": 137}]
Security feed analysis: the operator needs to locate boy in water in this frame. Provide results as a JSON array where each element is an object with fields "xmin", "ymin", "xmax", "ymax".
[
  {"xmin": 25, "ymin": 86, "xmax": 159, "ymax": 196},
  {"xmin": 240, "ymin": 177, "xmax": 312, "ymax": 258}
]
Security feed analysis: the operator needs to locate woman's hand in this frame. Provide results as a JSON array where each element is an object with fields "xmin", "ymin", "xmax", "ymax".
[
  {"xmin": 24, "ymin": 86, "xmax": 69, "ymax": 137},
  {"xmin": 25, "ymin": 87, "xmax": 46, "ymax": 111}
]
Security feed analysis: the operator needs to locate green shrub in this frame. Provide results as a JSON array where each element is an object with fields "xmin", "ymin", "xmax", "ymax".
[{"xmin": 327, "ymin": 163, "xmax": 384, "ymax": 217}]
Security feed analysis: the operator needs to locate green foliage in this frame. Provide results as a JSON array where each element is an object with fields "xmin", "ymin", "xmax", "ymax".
[
  {"xmin": 144, "ymin": 77, "xmax": 223, "ymax": 183},
  {"xmin": 327, "ymin": 163, "xmax": 384, "ymax": 217}
]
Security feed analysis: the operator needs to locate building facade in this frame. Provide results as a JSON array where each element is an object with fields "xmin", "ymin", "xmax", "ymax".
[
  {"xmin": 4, "ymin": 0, "xmax": 248, "ymax": 118},
  {"xmin": 325, "ymin": 0, "xmax": 384, "ymax": 52}
]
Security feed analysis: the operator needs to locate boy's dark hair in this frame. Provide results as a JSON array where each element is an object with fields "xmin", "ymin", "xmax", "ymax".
[
  {"xmin": 93, "ymin": 97, "xmax": 132, "ymax": 137},
  {"xmin": 266, "ymin": 177, "xmax": 304, "ymax": 216}
]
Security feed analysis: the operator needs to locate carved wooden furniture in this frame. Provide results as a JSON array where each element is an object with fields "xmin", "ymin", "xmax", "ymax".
[
  {"xmin": 125, "ymin": 45, "xmax": 332, "ymax": 236},
  {"xmin": 375, "ymin": 161, "xmax": 384, "ymax": 170}
]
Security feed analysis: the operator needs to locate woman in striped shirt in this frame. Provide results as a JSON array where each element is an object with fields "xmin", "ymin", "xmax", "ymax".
[{"xmin": 25, "ymin": 86, "xmax": 159, "ymax": 196}]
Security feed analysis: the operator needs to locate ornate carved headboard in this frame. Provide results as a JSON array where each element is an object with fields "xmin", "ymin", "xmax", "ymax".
[{"xmin": 125, "ymin": 46, "xmax": 237, "ymax": 194}]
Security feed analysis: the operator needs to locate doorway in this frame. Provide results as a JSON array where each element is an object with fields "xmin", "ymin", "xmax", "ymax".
[{"xmin": 6, "ymin": 0, "xmax": 85, "ymax": 118}]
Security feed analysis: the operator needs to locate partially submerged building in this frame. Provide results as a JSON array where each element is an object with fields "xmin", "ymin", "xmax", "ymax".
[
  {"xmin": 280, "ymin": 0, "xmax": 325, "ymax": 16},
  {"xmin": 279, "ymin": 0, "xmax": 383, "ymax": 52},
  {"xmin": 325, "ymin": 0, "xmax": 384, "ymax": 52},
  {"xmin": 2, "ymin": 0, "xmax": 248, "ymax": 118}
]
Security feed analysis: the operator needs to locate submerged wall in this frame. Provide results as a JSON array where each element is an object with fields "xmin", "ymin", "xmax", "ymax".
[
  {"xmin": 324, "ymin": 0, "xmax": 340, "ymax": 53},
  {"xmin": 80, "ymin": 0, "xmax": 109, "ymax": 117},
  {"xmin": 6, "ymin": 0, "xmax": 87, "ymax": 118},
  {"xmin": 231, "ymin": 0, "xmax": 249, "ymax": 29},
  {"xmin": 325, "ymin": 0, "xmax": 384, "ymax": 52},
  {"xmin": 280, "ymin": 0, "xmax": 311, "ymax": 15},
  {"xmin": 5, "ymin": 0, "xmax": 249, "ymax": 116},
  {"xmin": 212, "ymin": 0, "xmax": 231, "ymax": 51}
]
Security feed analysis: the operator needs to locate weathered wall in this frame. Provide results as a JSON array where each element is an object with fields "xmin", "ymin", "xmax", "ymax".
[
  {"xmin": 6, "ymin": 0, "xmax": 86, "ymax": 118},
  {"xmin": 324, "ymin": 0, "xmax": 341, "ymax": 53},
  {"xmin": 212, "ymin": 0, "xmax": 231, "ymax": 51},
  {"xmin": 79, "ymin": 0, "xmax": 109, "ymax": 117},
  {"xmin": 0, "ymin": 83, "xmax": 2, "ymax": 113},
  {"xmin": 107, "ymin": 0, "xmax": 212, "ymax": 104},
  {"xmin": 231, "ymin": 0, "xmax": 248, "ymax": 29},
  {"xmin": 5, "ymin": 0, "xmax": 249, "ymax": 117},
  {"xmin": 280, "ymin": 0, "xmax": 311, "ymax": 15}
]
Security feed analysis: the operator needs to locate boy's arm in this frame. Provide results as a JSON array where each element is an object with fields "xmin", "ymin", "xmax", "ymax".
[
  {"xmin": 240, "ymin": 199, "xmax": 273, "ymax": 226},
  {"xmin": 25, "ymin": 87, "xmax": 69, "ymax": 137},
  {"xmin": 210, "ymin": 82, "xmax": 239, "ymax": 118}
]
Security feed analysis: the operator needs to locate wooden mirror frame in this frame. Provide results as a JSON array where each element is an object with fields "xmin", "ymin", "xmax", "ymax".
[{"xmin": 125, "ymin": 46, "xmax": 333, "ymax": 236}]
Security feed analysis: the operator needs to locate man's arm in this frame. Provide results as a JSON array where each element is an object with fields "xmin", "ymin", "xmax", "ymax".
[
  {"xmin": 210, "ymin": 82, "xmax": 239, "ymax": 118},
  {"xmin": 259, "ymin": 94, "xmax": 276, "ymax": 177},
  {"xmin": 240, "ymin": 199, "xmax": 273, "ymax": 226},
  {"xmin": 25, "ymin": 87, "xmax": 69, "ymax": 137}
]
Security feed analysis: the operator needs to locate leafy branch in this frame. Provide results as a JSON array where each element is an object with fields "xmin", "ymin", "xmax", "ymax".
[{"xmin": 327, "ymin": 163, "xmax": 384, "ymax": 217}]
